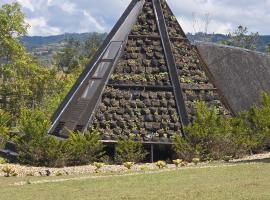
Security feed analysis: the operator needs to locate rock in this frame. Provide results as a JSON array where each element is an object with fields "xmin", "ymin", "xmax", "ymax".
[
  {"xmin": 149, "ymin": 107, "xmax": 157, "ymax": 114},
  {"xmin": 110, "ymin": 121, "xmax": 117, "ymax": 128},
  {"xmin": 124, "ymin": 92, "xmax": 131, "ymax": 100},
  {"xmin": 152, "ymin": 100, "xmax": 160, "ymax": 107},
  {"xmin": 130, "ymin": 101, "xmax": 137, "ymax": 108},
  {"xmin": 159, "ymin": 65, "xmax": 167, "ymax": 72},
  {"xmin": 165, "ymin": 92, "xmax": 173, "ymax": 99},
  {"xmin": 168, "ymin": 108, "xmax": 175, "ymax": 115},
  {"xmin": 140, "ymin": 92, "xmax": 149, "ymax": 100},
  {"xmin": 145, "ymin": 114, "xmax": 153, "ymax": 122},
  {"xmin": 45, "ymin": 170, "xmax": 51, "ymax": 176},
  {"xmin": 119, "ymin": 99, "xmax": 127, "ymax": 107},
  {"xmin": 113, "ymin": 128, "xmax": 122, "ymax": 135},
  {"xmin": 136, "ymin": 40, "xmax": 143, "ymax": 46},
  {"xmin": 143, "ymin": 59, "xmax": 151, "ymax": 67},
  {"xmin": 157, "ymin": 92, "xmax": 166, "ymax": 99},
  {"xmin": 116, "ymin": 108, "xmax": 125, "ymax": 115},
  {"xmin": 155, "ymin": 52, "xmax": 163, "ymax": 59},
  {"xmin": 136, "ymin": 101, "xmax": 145, "ymax": 108},
  {"xmin": 133, "ymin": 91, "xmax": 141, "ymax": 99},
  {"xmin": 146, "ymin": 52, "xmax": 154, "ymax": 58},
  {"xmin": 111, "ymin": 100, "xmax": 119, "ymax": 107},
  {"xmin": 123, "ymin": 114, "xmax": 131, "ymax": 121},
  {"xmin": 104, "ymin": 113, "xmax": 112, "ymax": 121},
  {"xmin": 144, "ymin": 99, "xmax": 152, "ymax": 107},
  {"xmin": 151, "ymin": 58, "xmax": 159, "ymax": 66},
  {"xmin": 152, "ymin": 123, "xmax": 160, "ymax": 131},
  {"xmin": 99, "ymin": 105, "xmax": 107, "ymax": 112},
  {"xmin": 145, "ymin": 67, "xmax": 153, "ymax": 73},
  {"xmin": 159, "ymin": 107, "xmax": 168, "ymax": 114},
  {"xmin": 144, "ymin": 122, "xmax": 153, "ymax": 131},
  {"xmin": 95, "ymin": 114, "xmax": 104, "ymax": 121},
  {"xmin": 103, "ymin": 98, "xmax": 111, "ymax": 106},
  {"xmin": 149, "ymin": 92, "xmax": 157, "ymax": 99},
  {"xmin": 160, "ymin": 99, "xmax": 168, "ymax": 107},
  {"xmin": 153, "ymin": 115, "xmax": 162, "ymax": 122},
  {"xmin": 168, "ymin": 123, "xmax": 175, "ymax": 129},
  {"xmin": 168, "ymin": 100, "xmax": 176, "ymax": 107}
]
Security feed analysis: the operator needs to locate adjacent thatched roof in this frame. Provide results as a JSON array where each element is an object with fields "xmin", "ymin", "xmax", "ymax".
[{"xmin": 196, "ymin": 42, "xmax": 270, "ymax": 113}]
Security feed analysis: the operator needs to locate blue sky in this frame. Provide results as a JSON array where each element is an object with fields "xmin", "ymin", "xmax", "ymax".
[{"xmin": 1, "ymin": 0, "xmax": 270, "ymax": 36}]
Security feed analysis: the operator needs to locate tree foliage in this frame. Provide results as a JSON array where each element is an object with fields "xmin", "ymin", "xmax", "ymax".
[
  {"xmin": 115, "ymin": 138, "xmax": 148, "ymax": 164},
  {"xmin": 0, "ymin": 3, "xmax": 83, "ymax": 121},
  {"xmin": 173, "ymin": 92, "xmax": 270, "ymax": 161},
  {"xmin": 267, "ymin": 43, "xmax": 270, "ymax": 54},
  {"xmin": 0, "ymin": 109, "xmax": 12, "ymax": 148},
  {"xmin": 221, "ymin": 25, "xmax": 259, "ymax": 50},
  {"xmin": 14, "ymin": 108, "xmax": 105, "ymax": 167},
  {"xmin": 54, "ymin": 34, "xmax": 103, "ymax": 74}
]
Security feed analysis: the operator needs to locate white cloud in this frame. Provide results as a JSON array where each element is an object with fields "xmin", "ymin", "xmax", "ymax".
[
  {"xmin": 167, "ymin": 0, "xmax": 270, "ymax": 34},
  {"xmin": 62, "ymin": 2, "xmax": 76, "ymax": 14},
  {"xmin": 25, "ymin": 17, "xmax": 61, "ymax": 36},
  {"xmin": 47, "ymin": 0, "xmax": 53, "ymax": 6},
  {"xmin": 1, "ymin": 0, "xmax": 270, "ymax": 35},
  {"xmin": 82, "ymin": 10, "xmax": 106, "ymax": 32},
  {"xmin": 17, "ymin": 0, "xmax": 34, "ymax": 11}
]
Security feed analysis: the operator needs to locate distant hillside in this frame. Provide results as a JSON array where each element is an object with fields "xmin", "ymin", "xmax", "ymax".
[
  {"xmin": 21, "ymin": 33, "xmax": 107, "ymax": 66},
  {"xmin": 21, "ymin": 32, "xmax": 107, "ymax": 50},
  {"xmin": 187, "ymin": 33, "xmax": 270, "ymax": 52},
  {"xmin": 21, "ymin": 32, "xmax": 269, "ymax": 66}
]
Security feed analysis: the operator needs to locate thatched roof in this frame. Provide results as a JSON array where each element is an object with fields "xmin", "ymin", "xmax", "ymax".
[{"xmin": 196, "ymin": 42, "xmax": 270, "ymax": 113}]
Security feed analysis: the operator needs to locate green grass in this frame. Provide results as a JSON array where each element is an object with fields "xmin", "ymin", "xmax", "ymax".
[{"xmin": 0, "ymin": 162, "xmax": 270, "ymax": 200}]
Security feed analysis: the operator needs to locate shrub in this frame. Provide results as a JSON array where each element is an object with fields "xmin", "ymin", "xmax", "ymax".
[
  {"xmin": 94, "ymin": 162, "xmax": 105, "ymax": 173},
  {"xmin": 55, "ymin": 171, "xmax": 64, "ymax": 176},
  {"xmin": 183, "ymin": 101, "xmax": 236, "ymax": 161},
  {"xmin": 156, "ymin": 160, "xmax": 166, "ymax": 169},
  {"xmin": 172, "ymin": 159, "xmax": 182, "ymax": 167},
  {"xmin": 115, "ymin": 138, "xmax": 148, "ymax": 164},
  {"xmin": 2, "ymin": 165, "xmax": 16, "ymax": 177},
  {"xmin": 123, "ymin": 162, "xmax": 134, "ymax": 170},
  {"xmin": 14, "ymin": 108, "xmax": 68, "ymax": 167},
  {"xmin": 231, "ymin": 92, "xmax": 270, "ymax": 153},
  {"xmin": 65, "ymin": 130, "xmax": 105, "ymax": 166},
  {"xmin": 0, "ymin": 157, "xmax": 7, "ymax": 164},
  {"xmin": 0, "ymin": 109, "xmax": 12, "ymax": 149},
  {"xmin": 172, "ymin": 135, "xmax": 196, "ymax": 162},
  {"xmin": 192, "ymin": 158, "xmax": 200, "ymax": 165},
  {"xmin": 15, "ymin": 108, "xmax": 105, "ymax": 167},
  {"xmin": 14, "ymin": 108, "xmax": 62, "ymax": 167},
  {"xmin": 173, "ymin": 92, "xmax": 270, "ymax": 162}
]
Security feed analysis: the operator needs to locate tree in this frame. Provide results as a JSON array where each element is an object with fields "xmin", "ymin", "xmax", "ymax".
[
  {"xmin": 267, "ymin": 43, "xmax": 270, "ymax": 54},
  {"xmin": 83, "ymin": 33, "xmax": 104, "ymax": 58},
  {"xmin": 0, "ymin": 3, "xmax": 80, "ymax": 121},
  {"xmin": 54, "ymin": 37, "xmax": 81, "ymax": 73},
  {"xmin": 222, "ymin": 25, "xmax": 259, "ymax": 50},
  {"xmin": 54, "ymin": 34, "xmax": 104, "ymax": 74},
  {"xmin": 0, "ymin": 109, "xmax": 12, "ymax": 148}
]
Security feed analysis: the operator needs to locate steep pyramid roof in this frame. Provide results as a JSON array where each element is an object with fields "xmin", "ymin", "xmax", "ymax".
[{"xmin": 49, "ymin": 0, "xmax": 230, "ymax": 143}]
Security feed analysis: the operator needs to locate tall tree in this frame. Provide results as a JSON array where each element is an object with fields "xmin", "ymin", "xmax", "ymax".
[
  {"xmin": 222, "ymin": 25, "xmax": 259, "ymax": 50},
  {"xmin": 0, "ymin": 3, "xmax": 77, "ymax": 120},
  {"xmin": 267, "ymin": 43, "xmax": 270, "ymax": 54}
]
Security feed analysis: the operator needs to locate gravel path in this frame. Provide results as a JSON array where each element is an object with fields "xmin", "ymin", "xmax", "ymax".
[
  {"xmin": 12, "ymin": 162, "xmax": 259, "ymax": 186},
  {"xmin": 1, "ymin": 152, "xmax": 269, "ymax": 178}
]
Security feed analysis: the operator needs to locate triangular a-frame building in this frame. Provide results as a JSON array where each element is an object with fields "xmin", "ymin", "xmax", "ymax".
[{"xmin": 49, "ymin": 0, "xmax": 230, "ymax": 142}]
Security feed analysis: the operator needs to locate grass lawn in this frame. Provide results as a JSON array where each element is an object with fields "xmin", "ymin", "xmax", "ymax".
[{"xmin": 0, "ymin": 162, "xmax": 269, "ymax": 200}]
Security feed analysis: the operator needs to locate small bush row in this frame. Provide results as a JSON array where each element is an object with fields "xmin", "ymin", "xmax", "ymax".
[
  {"xmin": 1, "ymin": 93, "xmax": 270, "ymax": 167},
  {"xmin": 173, "ymin": 92, "xmax": 270, "ymax": 162},
  {"xmin": 9, "ymin": 108, "xmax": 148, "ymax": 167}
]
